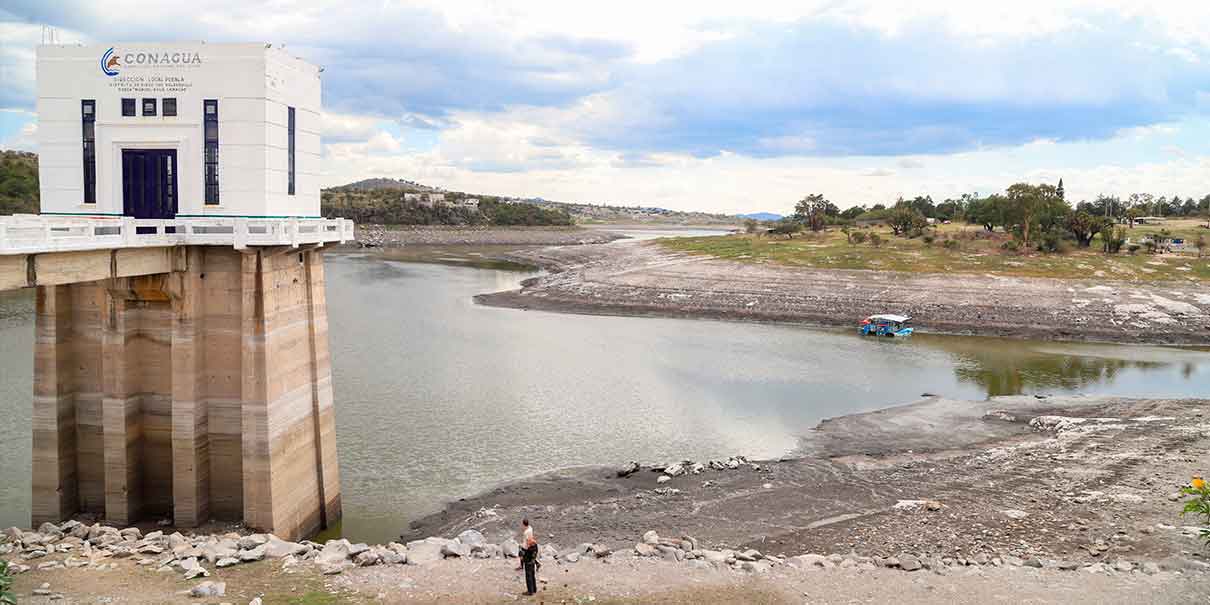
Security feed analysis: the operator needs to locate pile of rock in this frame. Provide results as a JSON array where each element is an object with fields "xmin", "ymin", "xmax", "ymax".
[
  {"xmin": 631, "ymin": 530, "xmax": 781, "ymax": 573},
  {"xmin": 636, "ymin": 455, "xmax": 761, "ymax": 484},
  {"xmin": 0, "ymin": 521, "xmax": 310, "ymax": 580}
]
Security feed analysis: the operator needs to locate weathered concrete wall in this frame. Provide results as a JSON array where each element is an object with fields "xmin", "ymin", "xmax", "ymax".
[{"xmin": 29, "ymin": 246, "xmax": 340, "ymax": 541}]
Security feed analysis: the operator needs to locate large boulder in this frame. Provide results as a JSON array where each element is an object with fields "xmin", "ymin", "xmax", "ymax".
[
  {"xmin": 237, "ymin": 534, "xmax": 269, "ymax": 550},
  {"xmin": 354, "ymin": 550, "xmax": 381, "ymax": 567},
  {"xmin": 442, "ymin": 541, "xmax": 470, "ymax": 558},
  {"xmin": 664, "ymin": 463, "xmax": 686, "ymax": 477},
  {"xmin": 616, "ymin": 462, "xmax": 640, "ymax": 478},
  {"xmin": 190, "ymin": 581, "xmax": 226, "ymax": 598},
  {"xmin": 315, "ymin": 540, "xmax": 351, "ymax": 566},
  {"xmin": 501, "ymin": 539, "xmax": 520, "ymax": 558},
  {"xmin": 238, "ymin": 545, "xmax": 266, "ymax": 562},
  {"xmin": 642, "ymin": 531, "xmax": 660, "ymax": 545},
  {"xmin": 456, "ymin": 530, "xmax": 485, "ymax": 548},
  {"xmin": 404, "ymin": 538, "xmax": 447, "ymax": 565},
  {"xmin": 634, "ymin": 543, "xmax": 658, "ymax": 557},
  {"xmin": 263, "ymin": 536, "xmax": 307, "ymax": 558}
]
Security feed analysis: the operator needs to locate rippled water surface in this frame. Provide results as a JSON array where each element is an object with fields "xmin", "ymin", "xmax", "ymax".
[{"xmin": 0, "ymin": 242, "xmax": 1206, "ymax": 542}]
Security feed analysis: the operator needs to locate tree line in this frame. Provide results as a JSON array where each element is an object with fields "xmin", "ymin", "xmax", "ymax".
[
  {"xmin": 751, "ymin": 181, "xmax": 1210, "ymax": 254},
  {"xmin": 320, "ymin": 190, "xmax": 573, "ymax": 226}
]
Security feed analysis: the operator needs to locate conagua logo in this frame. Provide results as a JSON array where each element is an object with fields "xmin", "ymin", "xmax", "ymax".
[
  {"xmin": 100, "ymin": 47, "xmax": 203, "ymax": 76},
  {"xmin": 100, "ymin": 47, "xmax": 120, "ymax": 77}
]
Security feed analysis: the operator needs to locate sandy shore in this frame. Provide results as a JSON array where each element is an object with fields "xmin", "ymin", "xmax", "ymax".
[
  {"xmin": 475, "ymin": 239, "xmax": 1210, "ymax": 345},
  {"xmin": 354, "ymin": 224, "xmax": 627, "ymax": 247}
]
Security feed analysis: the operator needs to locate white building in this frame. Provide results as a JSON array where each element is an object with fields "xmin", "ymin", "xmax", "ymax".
[
  {"xmin": 36, "ymin": 43, "xmax": 322, "ymax": 220},
  {"xmin": 403, "ymin": 192, "xmax": 423, "ymax": 203},
  {"xmin": 459, "ymin": 198, "xmax": 479, "ymax": 209},
  {"xmin": 426, "ymin": 193, "xmax": 446, "ymax": 205}
]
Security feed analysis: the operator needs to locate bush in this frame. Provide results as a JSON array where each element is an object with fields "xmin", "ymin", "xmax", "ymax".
[
  {"xmin": 850, "ymin": 231, "xmax": 868, "ymax": 245},
  {"xmin": 868, "ymin": 233, "xmax": 883, "ymax": 248},
  {"xmin": 1101, "ymin": 225, "xmax": 1126, "ymax": 254},
  {"xmin": 1180, "ymin": 476, "xmax": 1209, "ymax": 549},
  {"xmin": 922, "ymin": 234, "xmax": 935, "ymax": 246},
  {"xmin": 942, "ymin": 239, "xmax": 960, "ymax": 251},
  {"xmin": 1037, "ymin": 227, "xmax": 1068, "ymax": 254},
  {"xmin": 1127, "ymin": 243, "xmax": 1141, "ymax": 255},
  {"xmin": 0, "ymin": 559, "xmax": 14, "ymax": 605}
]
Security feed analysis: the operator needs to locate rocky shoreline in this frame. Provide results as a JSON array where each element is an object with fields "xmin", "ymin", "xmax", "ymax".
[
  {"xmin": 4, "ymin": 395, "xmax": 1208, "ymax": 602},
  {"xmin": 475, "ymin": 240, "xmax": 1210, "ymax": 345},
  {"xmin": 353, "ymin": 224, "xmax": 627, "ymax": 247}
]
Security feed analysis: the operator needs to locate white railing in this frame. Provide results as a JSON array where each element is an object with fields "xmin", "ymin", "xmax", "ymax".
[{"xmin": 0, "ymin": 215, "xmax": 355, "ymax": 255}]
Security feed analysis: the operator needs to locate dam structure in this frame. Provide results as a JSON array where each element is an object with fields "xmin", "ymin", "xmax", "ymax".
[{"xmin": 0, "ymin": 43, "xmax": 352, "ymax": 541}]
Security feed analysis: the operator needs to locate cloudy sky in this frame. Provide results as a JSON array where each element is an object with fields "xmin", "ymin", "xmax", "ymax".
[{"xmin": 2, "ymin": 1, "xmax": 1209, "ymax": 214}]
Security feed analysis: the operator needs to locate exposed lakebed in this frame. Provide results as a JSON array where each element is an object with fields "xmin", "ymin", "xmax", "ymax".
[{"xmin": 0, "ymin": 241, "xmax": 1206, "ymax": 543}]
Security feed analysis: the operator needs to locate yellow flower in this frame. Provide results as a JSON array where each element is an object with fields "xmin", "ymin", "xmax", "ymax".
[{"xmin": 1194, "ymin": 477, "xmax": 1206, "ymax": 491}]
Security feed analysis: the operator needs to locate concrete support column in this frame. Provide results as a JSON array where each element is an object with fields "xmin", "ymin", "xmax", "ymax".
[
  {"xmin": 31, "ymin": 285, "xmax": 78, "ymax": 525},
  {"xmin": 171, "ymin": 248, "xmax": 210, "ymax": 526},
  {"xmin": 240, "ymin": 250, "xmax": 273, "ymax": 531},
  {"xmin": 305, "ymin": 250, "xmax": 341, "ymax": 527},
  {"xmin": 101, "ymin": 292, "xmax": 141, "ymax": 525}
]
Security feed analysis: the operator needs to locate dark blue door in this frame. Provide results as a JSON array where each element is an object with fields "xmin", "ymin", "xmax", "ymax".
[{"xmin": 122, "ymin": 149, "xmax": 178, "ymax": 219}]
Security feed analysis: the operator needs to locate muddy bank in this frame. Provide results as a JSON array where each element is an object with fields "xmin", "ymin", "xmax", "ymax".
[
  {"xmin": 408, "ymin": 395, "xmax": 1209, "ymax": 570},
  {"xmin": 354, "ymin": 224, "xmax": 626, "ymax": 247},
  {"xmin": 475, "ymin": 240, "xmax": 1210, "ymax": 345}
]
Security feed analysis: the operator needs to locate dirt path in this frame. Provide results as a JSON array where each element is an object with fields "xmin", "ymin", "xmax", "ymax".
[{"xmin": 476, "ymin": 240, "xmax": 1210, "ymax": 344}]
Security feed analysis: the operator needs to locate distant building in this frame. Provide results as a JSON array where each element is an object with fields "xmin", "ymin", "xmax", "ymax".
[
  {"xmin": 403, "ymin": 192, "xmax": 423, "ymax": 203},
  {"xmin": 458, "ymin": 198, "xmax": 479, "ymax": 210},
  {"xmin": 427, "ymin": 193, "xmax": 446, "ymax": 204}
]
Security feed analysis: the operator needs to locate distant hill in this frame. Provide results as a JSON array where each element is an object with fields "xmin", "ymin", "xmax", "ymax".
[
  {"xmin": 739, "ymin": 212, "xmax": 782, "ymax": 221},
  {"xmin": 0, "ymin": 150, "xmax": 39, "ymax": 215},
  {"xmin": 327, "ymin": 178, "xmax": 433, "ymax": 193}
]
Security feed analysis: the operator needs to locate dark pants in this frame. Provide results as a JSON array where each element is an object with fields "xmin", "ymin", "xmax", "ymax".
[{"xmin": 523, "ymin": 560, "xmax": 537, "ymax": 594}]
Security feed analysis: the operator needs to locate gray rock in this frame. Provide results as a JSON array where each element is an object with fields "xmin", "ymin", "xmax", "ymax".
[
  {"xmin": 354, "ymin": 550, "xmax": 381, "ymax": 566},
  {"xmin": 898, "ymin": 554, "xmax": 922, "ymax": 572},
  {"xmin": 249, "ymin": 599, "xmax": 262, "ymax": 605},
  {"xmin": 1114, "ymin": 560, "xmax": 1134, "ymax": 572},
  {"xmin": 183, "ymin": 567, "xmax": 210, "ymax": 580},
  {"xmin": 1057, "ymin": 561, "xmax": 1080, "ymax": 571},
  {"xmin": 348, "ymin": 543, "xmax": 370, "ymax": 557},
  {"xmin": 190, "ymin": 581, "xmax": 226, "ymax": 598},
  {"xmin": 239, "ymin": 545, "xmax": 266, "ymax": 562},
  {"xmin": 404, "ymin": 539, "xmax": 446, "ymax": 565},
  {"xmin": 741, "ymin": 561, "xmax": 771, "ymax": 573},
  {"xmin": 441, "ymin": 541, "xmax": 470, "ymax": 558},
  {"xmin": 1141, "ymin": 562, "xmax": 1160, "ymax": 575},
  {"xmin": 216, "ymin": 557, "xmax": 239, "ymax": 568},
  {"xmin": 456, "ymin": 530, "xmax": 485, "ymax": 548},
  {"xmin": 1024, "ymin": 558, "xmax": 1044, "ymax": 569},
  {"xmin": 237, "ymin": 534, "xmax": 268, "ymax": 550},
  {"xmin": 642, "ymin": 531, "xmax": 660, "ymax": 545},
  {"xmin": 616, "ymin": 462, "xmax": 640, "ymax": 477},
  {"xmin": 321, "ymin": 564, "xmax": 344, "ymax": 575},
  {"xmin": 634, "ymin": 543, "xmax": 658, "ymax": 557},
  {"xmin": 501, "ymin": 539, "xmax": 520, "ymax": 558},
  {"xmin": 656, "ymin": 475, "xmax": 671, "ymax": 484},
  {"xmin": 167, "ymin": 532, "xmax": 187, "ymax": 551},
  {"xmin": 664, "ymin": 463, "xmax": 686, "ymax": 477},
  {"xmin": 315, "ymin": 540, "xmax": 351, "ymax": 566},
  {"xmin": 263, "ymin": 536, "xmax": 306, "ymax": 558},
  {"xmin": 1001, "ymin": 509, "xmax": 1029, "ymax": 520},
  {"xmin": 792, "ymin": 554, "xmax": 833, "ymax": 569},
  {"xmin": 563, "ymin": 552, "xmax": 581, "ymax": 563}
]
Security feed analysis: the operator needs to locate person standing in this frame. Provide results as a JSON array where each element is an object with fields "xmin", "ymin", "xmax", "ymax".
[{"xmin": 519, "ymin": 518, "xmax": 539, "ymax": 596}]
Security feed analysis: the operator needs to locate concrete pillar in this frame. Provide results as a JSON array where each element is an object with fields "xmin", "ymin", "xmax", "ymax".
[
  {"xmin": 31, "ymin": 286, "xmax": 77, "ymax": 525},
  {"xmin": 101, "ymin": 294, "xmax": 141, "ymax": 526},
  {"xmin": 30, "ymin": 245, "xmax": 341, "ymax": 539},
  {"xmin": 171, "ymin": 248, "xmax": 210, "ymax": 526},
  {"xmin": 305, "ymin": 250, "xmax": 342, "ymax": 527}
]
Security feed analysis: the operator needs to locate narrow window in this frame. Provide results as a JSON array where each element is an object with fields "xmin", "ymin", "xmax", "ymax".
[
  {"xmin": 142, "ymin": 98, "xmax": 156, "ymax": 116},
  {"xmin": 287, "ymin": 106, "xmax": 296, "ymax": 196},
  {"xmin": 204, "ymin": 100, "xmax": 219, "ymax": 205},
  {"xmin": 162, "ymin": 98, "xmax": 177, "ymax": 117},
  {"xmin": 81, "ymin": 100, "xmax": 96, "ymax": 204},
  {"xmin": 122, "ymin": 98, "xmax": 136, "ymax": 117}
]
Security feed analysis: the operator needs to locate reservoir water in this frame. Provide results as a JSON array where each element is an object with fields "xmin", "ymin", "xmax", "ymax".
[{"xmin": 0, "ymin": 240, "xmax": 1206, "ymax": 542}]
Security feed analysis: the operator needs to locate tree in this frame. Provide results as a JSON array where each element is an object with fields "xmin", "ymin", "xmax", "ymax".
[
  {"xmin": 1125, "ymin": 206, "xmax": 1143, "ymax": 228},
  {"xmin": 1056, "ymin": 178, "xmax": 1065, "ymax": 201},
  {"xmin": 767, "ymin": 218, "xmax": 802, "ymax": 238},
  {"xmin": 888, "ymin": 206, "xmax": 927, "ymax": 237},
  {"xmin": 1005, "ymin": 183, "xmax": 1062, "ymax": 249},
  {"xmin": 1065, "ymin": 211, "xmax": 1102, "ymax": 248},
  {"xmin": 840, "ymin": 205, "xmax": 867, "ymax": 220},
  {"xmin": 794, "ymin": 194, "xmax": 831, "ymax": 232},
  {"xmin": 743, "ymin": 218, "xmax": 759, "ymax": 234}
]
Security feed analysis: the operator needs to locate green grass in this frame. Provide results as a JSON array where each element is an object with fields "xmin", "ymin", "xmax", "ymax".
[{"xmin": 660, "ymin": 220, "xmax": 1210, "ymax": 281}]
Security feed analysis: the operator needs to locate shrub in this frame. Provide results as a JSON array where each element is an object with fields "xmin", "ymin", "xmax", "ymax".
[
  {"xmin": 1180, "ymin": 476, "xmax": 1209, "ymax": 549},
  {"xmin": 1037, "ymin": 227, "xmax": 1068, "ymax": 254},
  {"xmin": 1142, "ymin": 239, "xmax": 1157, "ymax": 254},
  {"xmin": 942, "ymin": 239, "xmax": 960, "ymax": 251},
  {"xmin": 868, "ymin": 233, "xmax": 883, "ymax": 248},
  {"xmin": 1101, "ymin": 225, "xmax": 1126, "ymax": 254},
  {"xmin": 922, "ymin": 234, "xmax": 935, "ymax": 246},
  {"xmin": 1127, "ymin": 243, "xmax": 1141, "ymax": 255},
  {"xmin": 0, "ymin": 560, "xmax": 14, "ymax": 605},
  {"xmin": 850, "ymin": 231, "xmax": 868, "ymax": 244}
]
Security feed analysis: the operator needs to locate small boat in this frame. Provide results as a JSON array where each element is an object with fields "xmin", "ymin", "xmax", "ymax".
[{"xmin": 859, "ymin": 314, "xmax": 914, "ymax": 337}]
